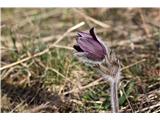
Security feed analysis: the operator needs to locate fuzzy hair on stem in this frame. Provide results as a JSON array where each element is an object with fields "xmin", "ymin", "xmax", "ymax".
[{"xmin": 96, "ymin": 56, "xmax": 121, "ymax": 113}]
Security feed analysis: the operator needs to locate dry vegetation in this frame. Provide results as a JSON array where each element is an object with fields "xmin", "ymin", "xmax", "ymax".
[{"xmin": 1, "ymin": 8, "xmax": 160, "ymax": 113}]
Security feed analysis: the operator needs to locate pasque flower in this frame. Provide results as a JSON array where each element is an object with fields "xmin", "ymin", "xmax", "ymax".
[
  {"xmin": 73, "ymin": 27, "xmax": 109, "ymax": 62},
  {"xmin": 73, "ymin": 27, "xmax": 121, "ymax": 113}
]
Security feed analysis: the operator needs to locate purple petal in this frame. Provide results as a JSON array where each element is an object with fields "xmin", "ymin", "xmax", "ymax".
[
  {"xmin": 89, "ymin": 27, "xmax": 107, "ymax": 55},
  {"xmin": 73, "ymin": 45, "xmax": 84, "ymax": 52},
  {"xmin": 77, "ymin": 37, "xmax": 105, "ymax": 61},
  {"xmin": 89, "ymin": 27, "xmax": 98, "ymax": 42}
]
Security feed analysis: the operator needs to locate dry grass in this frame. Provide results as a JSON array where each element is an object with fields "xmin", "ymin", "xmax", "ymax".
[{"xmin": 1, "ymin": 8, "xmax": 160, "ymax": 113}]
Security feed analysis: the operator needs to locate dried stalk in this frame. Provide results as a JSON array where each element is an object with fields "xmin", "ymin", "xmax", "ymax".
[
  {"xmin": 0, "ymin": 22, "xmax": 85, "ymax": 71},
  {"xmin": 73, "ymin": 9, "xmax": 110, "ymax": 28}
]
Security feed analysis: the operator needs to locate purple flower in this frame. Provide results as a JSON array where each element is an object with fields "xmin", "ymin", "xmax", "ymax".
[
  {"xmin": 73, "ymin": 28, "xmax": 121, "ymax": 113},
  {"xmin": 73, "ymin": 27, "xmax": 108, "ymax": 62}
]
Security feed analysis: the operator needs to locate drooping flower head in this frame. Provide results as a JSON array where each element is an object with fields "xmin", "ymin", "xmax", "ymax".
[
  {"xmin": 73, "ymin": 27, "xmax": 121, "ymax": 79},
  {"xmin": 73, "ymin": 27, "xmax": 109, "ymax": 63}
]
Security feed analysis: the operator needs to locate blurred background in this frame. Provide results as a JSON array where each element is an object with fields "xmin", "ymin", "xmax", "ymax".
[{"xmin": 1, "ymin": 8, "xmax": 160, "ymax": 113}]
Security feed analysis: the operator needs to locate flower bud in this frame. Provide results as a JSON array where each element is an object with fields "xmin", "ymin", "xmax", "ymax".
[{"xmin": 73, "ymin": 27, "xmax": 108, "ymax": 62}]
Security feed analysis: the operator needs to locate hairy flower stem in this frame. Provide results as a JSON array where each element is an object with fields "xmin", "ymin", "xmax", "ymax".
[
  {"xmin": 110, "ymin": 81, "xmax": 119, "ymax": 113},
  {"xmin": 97, "ymin": 64, "xmax": 120, "ymax": 113}
]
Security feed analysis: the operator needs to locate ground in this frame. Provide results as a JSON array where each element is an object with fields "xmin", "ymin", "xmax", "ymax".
[{"xmin": 1, "ymin": 8, "xmax": 160, "ymax": 113}]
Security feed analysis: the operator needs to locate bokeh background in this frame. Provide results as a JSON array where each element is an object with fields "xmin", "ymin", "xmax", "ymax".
[{"xmin": 1, "ymin": 8, "xmax": 160, "ymax": 112}]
